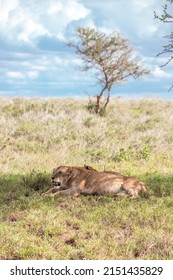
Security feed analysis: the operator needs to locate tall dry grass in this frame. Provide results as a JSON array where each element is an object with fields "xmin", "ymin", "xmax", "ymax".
[{"xmin": 0, "ymin": 96, "xmax": 173, "ymax": 259}]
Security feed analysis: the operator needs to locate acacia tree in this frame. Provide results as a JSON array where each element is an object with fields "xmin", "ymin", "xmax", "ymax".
[
  {"xmin": 154, "ymin": 0, "xmax": 173, "ymax": 90},
  {"xmin": 68, "ymin": 27, "xmax": 149, "ymax": 114}
]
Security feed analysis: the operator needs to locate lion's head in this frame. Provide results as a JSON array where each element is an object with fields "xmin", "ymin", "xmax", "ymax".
[{"xmin": 51, "ymin": 166, "xmax": 74, "ymax": 189}]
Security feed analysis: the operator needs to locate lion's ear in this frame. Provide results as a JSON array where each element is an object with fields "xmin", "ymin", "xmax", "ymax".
[
  {"xmin": 84, "ymin": 165, "xmax": 97, "ymax": 171},
  {"xmin": 52, "ymin": 167, "xmax": 57, "ymax": 173},
  {"xmin": 84, "ymin": 164, "xmax": 90, "ymax": 170},
  {"xmin": 66, "ymin": 167, "xmax": 73, "ymax": 173}
]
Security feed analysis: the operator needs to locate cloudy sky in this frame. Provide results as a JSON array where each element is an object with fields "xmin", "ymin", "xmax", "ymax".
[{"xmin": 0, "ymin": 0, "xmax": 173, "ymax": 99}]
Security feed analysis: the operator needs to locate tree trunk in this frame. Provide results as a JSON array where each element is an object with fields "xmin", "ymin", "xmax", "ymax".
[
  {"xmin": 95, "ymin": 85, "xmax": 107, "ymax": 114},
  {"xmin": 103, "ymin": 88, "xmax": 111, "ymax": 112}
]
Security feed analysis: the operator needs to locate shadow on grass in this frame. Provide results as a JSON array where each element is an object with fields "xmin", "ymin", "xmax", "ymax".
[
  {"xmin": 0, "ymin": 171, "xmax": 51, "ymax": 209},
  {"xmin": 144, "ymin": 173, "xmax": 173, "ymax": 197}
]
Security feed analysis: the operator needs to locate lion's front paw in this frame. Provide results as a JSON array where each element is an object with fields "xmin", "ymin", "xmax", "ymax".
[
  {"xmin": 41, "ymin": 192, "xmax": 48, "ymax": 198},
  {"xmin": 41, "ymin": 192, "xmax": 55, "ymax": 198}
]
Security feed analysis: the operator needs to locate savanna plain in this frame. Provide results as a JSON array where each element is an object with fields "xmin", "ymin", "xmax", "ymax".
[{"xmin": 0, "ymin": 97, "xmax": 173, "ymax": 260}]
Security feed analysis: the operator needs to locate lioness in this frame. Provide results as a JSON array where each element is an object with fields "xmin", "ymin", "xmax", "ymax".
[{"xmin": 42, "ymin": 166, "xmax": 146, "ymax": 197}]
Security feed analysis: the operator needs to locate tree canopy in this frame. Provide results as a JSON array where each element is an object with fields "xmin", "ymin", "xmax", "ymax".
[
  {"xmin": 68, "ymin": 27, "xmax": 149, "ymax": 114},
  {"xmin": 154, "ymin": 0, "xmax": 173, "ymax": 90}
]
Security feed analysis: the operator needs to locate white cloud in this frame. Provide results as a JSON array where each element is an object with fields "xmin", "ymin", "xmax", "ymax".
[
  {"xmin": 152, "ymin": 67, "xmax": 172, "ymax": 79},
  {"xmin": 1, "ymin": 0, "xmax": 172, "ymax": 98},
  {"xmin": 132, "ymin": 0, "xmax": 156, "ymax": 10},
  {"xmin": 64, "ymin": 0, "xmax": 90, "ymax": 22},
  {"xmin": 98, "ymin": 26, "xmax": 118, "ymax": 35},
  {"xmin": 129, "ymin": 0, "xmax": 159, "ymax": 38},
  {"xmin": 0, "ymin": 0, "xmax": 90, "ymax": 45},
  {"xmin": 6, "ymin": 71, "xmax": 24, "ymax": 79},
  {"xmin": 17, "ymin": 19, "xmax": 49, "ymax": 43},
  {"xmin": 31, "ymin": 65, "xmax": 48, "ymax": 71},
  {"xmin": 143, "ymin": 56, "xmax": 168, "ymax": 67},
  {"xmin": 54, "ymin": 57, "xmax": 63, "ymax": 65},
  {"xmin": 27, "ymin": 71, "xmax": 39, "ymax": 79},
  {"xmin": 6, "ymin": 70, "xmax": 38, "ymax": 80},
  {"xmin": 48, "ymin": 1, "xmax": 63, "ymax": 15},
  {"xmin": 0, "ymin": 0, "xmax": 19, "ymax": 23},
  {"xmin": 146, "ymin": 25, "xmax": 158, "ymax": 34}
]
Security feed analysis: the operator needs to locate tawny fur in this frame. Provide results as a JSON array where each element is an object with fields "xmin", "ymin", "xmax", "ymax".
[{"xmin": 42, "ymin": 165, "xmax": 147, "ymax": 197}]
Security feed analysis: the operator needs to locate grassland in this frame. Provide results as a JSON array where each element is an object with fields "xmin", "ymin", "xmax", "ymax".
[{"xmin": 0, "ymin": 96, "xmax": 173, "ymax": 260}]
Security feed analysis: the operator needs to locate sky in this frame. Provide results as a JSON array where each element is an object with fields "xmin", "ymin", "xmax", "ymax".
[{"xmin": 0, "ymin": 0, "xmax": 173, "ymax": 99}]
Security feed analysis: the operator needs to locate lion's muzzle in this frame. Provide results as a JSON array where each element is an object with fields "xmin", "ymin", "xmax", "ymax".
[{"xmin": 51, "ymin": 177, "xmax": 61, "ymax": 187}]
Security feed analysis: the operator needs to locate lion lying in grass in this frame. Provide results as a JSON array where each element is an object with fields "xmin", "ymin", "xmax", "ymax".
[{"xmin": 42, "ymin": 165, "xmax": 147, "ymax": 198}]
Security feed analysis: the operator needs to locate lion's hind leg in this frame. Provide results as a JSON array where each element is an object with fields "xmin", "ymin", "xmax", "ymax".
[
  {"xmin": 122, "ymin": 179, "xmax": 147, "ymax": 198},
  {"xmin": 123, "ymin": 185, "xmax": 139, "ymax": 198}
]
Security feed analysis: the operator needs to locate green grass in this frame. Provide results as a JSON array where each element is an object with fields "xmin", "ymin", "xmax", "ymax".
[{"xmin": 0, "ymin": 97, "xmax": 173, "ymax": 259}]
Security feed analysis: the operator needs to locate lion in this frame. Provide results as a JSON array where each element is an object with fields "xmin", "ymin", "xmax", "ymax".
[{"xmin": 42, "ymin": 165, "xmax": 147, "ymax": 198}]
